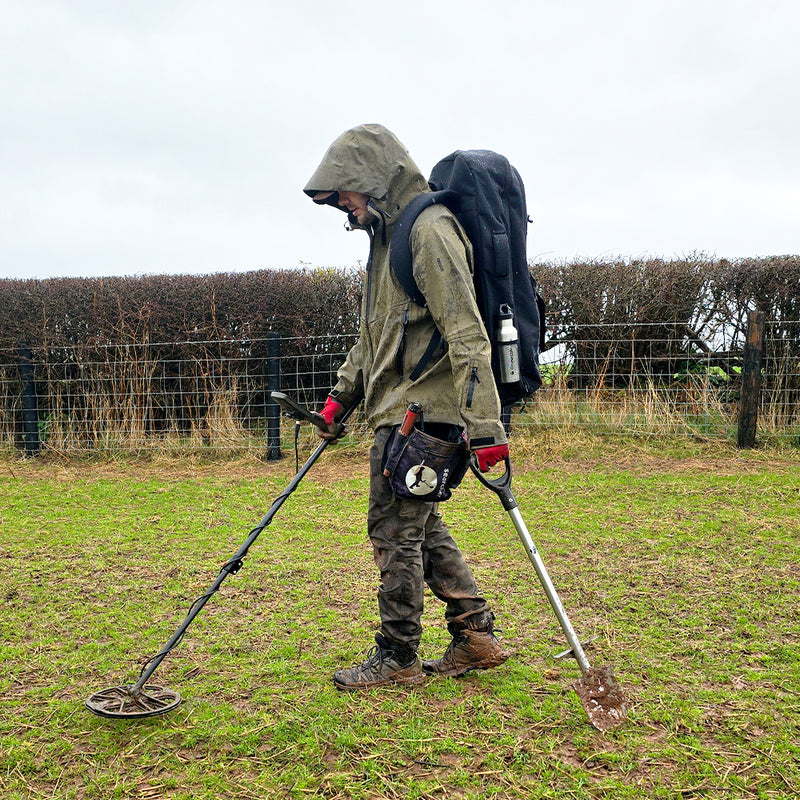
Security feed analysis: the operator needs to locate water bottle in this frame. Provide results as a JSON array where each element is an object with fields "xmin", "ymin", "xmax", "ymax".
[{"xmin": 496, "ymin": 304, "xmax": 520, "ymax": 383}]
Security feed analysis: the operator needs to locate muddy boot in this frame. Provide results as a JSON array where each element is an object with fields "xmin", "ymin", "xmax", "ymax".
[
  {"xmin": 422, "ymin": 614, "xmax": 509, "ymax": 677},
  {"xmin": 333, "ymin": 635, "xmax": 425, "ymax": 691}
]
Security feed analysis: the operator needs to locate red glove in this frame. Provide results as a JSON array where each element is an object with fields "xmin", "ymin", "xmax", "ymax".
[
  {"xmin": 320, "ymin": 396, "xmax": 344, "ymax": 427},
  {"xmin": 318, "ymin": 396, "xmax": 345, "ymax": 440},
  {"xmin": 473, "ymin": 443, "xmax": 509, "ymax": 472}
]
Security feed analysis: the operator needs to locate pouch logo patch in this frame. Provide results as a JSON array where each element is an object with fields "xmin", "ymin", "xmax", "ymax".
[{"xmin": 405, "ymin": 464, "xmax": 437, "ymax": 495}]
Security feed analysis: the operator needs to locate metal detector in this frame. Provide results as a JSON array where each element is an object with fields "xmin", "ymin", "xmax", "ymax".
[
  {"xmin": 85, "ymin": 393, "xmax": 353, "ymax": 719},
  {"xmin": 471, "ymin": 457, "xmax": 628, "ymax": 731}
]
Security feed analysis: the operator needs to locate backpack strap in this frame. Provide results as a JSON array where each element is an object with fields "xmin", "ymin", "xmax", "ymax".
[
  {"xmin": 390, "ymin": 190, "xmax": 457, "ymax": 308},
  {"xmin": 389, "ymin": 189, "xmax": 458, "ymax": 382}
]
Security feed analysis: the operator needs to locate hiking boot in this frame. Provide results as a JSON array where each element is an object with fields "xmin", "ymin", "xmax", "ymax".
[
  {"xmin": 333, "ymin": 643, "xmax": 425, "ymax": 691},
  {"xmin": 422, "ymin": 628, "xmax": 510, "ymax": 677}
]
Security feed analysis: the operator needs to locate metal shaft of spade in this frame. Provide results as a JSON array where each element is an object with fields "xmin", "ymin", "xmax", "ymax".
[
  {"xmin": 471, "ymin": 455, "xmax": 627, "ymax": 731},
  {"xmin": 130, "ymin": 408, "xmax": 353, "ymax": 695},
  {"xmin": 469, "ymin": 457, "xmax": 591, "ymax": 675},
  {"xmin": 506, "ymin": 505, "xmax": 591, "ymax": 676}
]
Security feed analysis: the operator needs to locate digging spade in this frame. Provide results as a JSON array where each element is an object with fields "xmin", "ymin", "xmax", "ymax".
[{"xmin": 471, "ymin": 457, "xmax": 627, "ymax": 731}]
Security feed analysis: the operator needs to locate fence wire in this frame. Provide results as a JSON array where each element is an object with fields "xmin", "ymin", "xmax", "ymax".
[{"xmin": 1, "ymin": 321, "xmax": 798, "ymax": 456}]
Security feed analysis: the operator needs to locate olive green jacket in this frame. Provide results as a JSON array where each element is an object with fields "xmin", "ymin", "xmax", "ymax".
[{"xmin": 305, "ymin": 125, "xmax": 506, "ymax": 447}]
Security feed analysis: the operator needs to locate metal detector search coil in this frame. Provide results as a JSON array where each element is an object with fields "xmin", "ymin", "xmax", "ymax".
[
  {"xmin": 85, "ymin": 392, "xmax": 357, "ymax": 719},
  {"xmin": 85, "ymin": 684, "xmax": 181, "ymax": 719}
]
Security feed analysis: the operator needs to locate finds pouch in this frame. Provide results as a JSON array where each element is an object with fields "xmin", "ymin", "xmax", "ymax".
[{"xmin": 382, "ymin": 425, "xmax": 469, "ymax": 502}]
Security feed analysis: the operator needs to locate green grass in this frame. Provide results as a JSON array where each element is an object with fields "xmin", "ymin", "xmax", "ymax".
[{"xmin": 1, "ymin": 438, "xmax": 799, "ymax": 799}]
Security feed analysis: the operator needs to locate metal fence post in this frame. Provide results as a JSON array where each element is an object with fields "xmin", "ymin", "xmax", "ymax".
[
  {"xmin": 266, "ymin": 333, "xmax": 282, "ymax": 460},
  {"xmin": 17, "ymin": 341, "xmax": 41, "ymax": 456},
  {"xmin": 737, "ymin": 310, "xmax": 765, "ymax": 448}
]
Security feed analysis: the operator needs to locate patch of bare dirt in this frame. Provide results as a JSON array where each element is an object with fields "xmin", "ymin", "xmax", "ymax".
[
  {"xmin": 2, "ymin": 439, "xmax": 796, "ymax": 485},
  {"xmin": 517, "ymin": 450, "xmax": 800, "ymax": 478},
  {"xmin": 0, "ymin": 451, "xmax": 371, "ymax": 484}
]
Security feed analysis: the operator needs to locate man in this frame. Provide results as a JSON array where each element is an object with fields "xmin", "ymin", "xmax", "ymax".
[{"xmin": 304, "ymin": 124, "xmax": 510, "ymax": 690}]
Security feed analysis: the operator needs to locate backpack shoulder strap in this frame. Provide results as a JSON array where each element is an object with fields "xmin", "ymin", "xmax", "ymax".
[{"xmin": 389, "ymin": 189, "xmax": 457, "ymax": 308}]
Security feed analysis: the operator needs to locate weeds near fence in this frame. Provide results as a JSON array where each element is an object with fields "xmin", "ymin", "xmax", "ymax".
[
  {"xmin": 1, "ymin": 319, "xmax": 798, "ymax": 455},
  {"xmin": 2, "ymin": 371, "xmax": 795, "ymax": 458},
  {"xmin": 516, "ymin": 380, "xmax": 733, "ymax": 442}
]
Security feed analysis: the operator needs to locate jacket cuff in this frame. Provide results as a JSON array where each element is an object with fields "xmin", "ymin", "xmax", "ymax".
[
  {"xmin": 467, "ymin": 421, "xmax": 508, "ymax": 448},
  {"xmin": 330, "ymin": 387, "xmax": 362, "ymax": 410}
]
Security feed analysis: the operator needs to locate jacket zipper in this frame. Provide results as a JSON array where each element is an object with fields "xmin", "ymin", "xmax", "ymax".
[
  {"xmin": 466, "ymin": 366, "xmax": 480, "ymax": 409},
  {"xmin": 368, "ymin": 200, "xmax": 390, "ymax": 246},
  {"xmin": 363, "ymin": 203, "xmax": 391, "ymax": 373},
  {"xmin": 364, "ymin": 228, "xmax": 375, "ymax": 356},
  {"xmin": 393, "ymin": 306, "xmax": 410, "ymax": 385}
]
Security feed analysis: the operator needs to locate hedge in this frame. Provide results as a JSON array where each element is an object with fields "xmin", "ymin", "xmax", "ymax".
[{"xmin": 1, "ymin": 257, "xmax": 798, "ymax": 448}]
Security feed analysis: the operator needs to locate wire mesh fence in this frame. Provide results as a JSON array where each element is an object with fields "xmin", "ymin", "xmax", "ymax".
[{"xmin": 1, "ymin": 320, "xmax": 798, "ymax": 456}]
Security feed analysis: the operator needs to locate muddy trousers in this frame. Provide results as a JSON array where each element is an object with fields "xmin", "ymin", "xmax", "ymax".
[{"xmin": 368, "ymin": 427, "xmax": 491, "ymax": 653}]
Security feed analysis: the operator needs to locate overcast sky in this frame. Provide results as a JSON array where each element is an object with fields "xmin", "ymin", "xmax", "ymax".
[{"xmin": 2, "ymin": 0, "xmax": 798, "ymax": 281}]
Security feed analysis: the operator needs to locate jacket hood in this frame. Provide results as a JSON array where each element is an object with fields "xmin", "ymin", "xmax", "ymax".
[{"xmin": 304, "ymin": 124, "xmax": 430, "ymax": 221}]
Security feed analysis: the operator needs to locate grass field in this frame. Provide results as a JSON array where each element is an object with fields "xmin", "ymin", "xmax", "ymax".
[{"xmin": 1, "ymin": 435, "xmax": 799, "ymax": 799}]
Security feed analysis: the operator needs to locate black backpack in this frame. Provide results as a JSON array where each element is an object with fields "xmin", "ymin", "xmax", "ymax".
[{"xmin": 389, "ymin": 149, "xmax": 546, "ymax": 407}]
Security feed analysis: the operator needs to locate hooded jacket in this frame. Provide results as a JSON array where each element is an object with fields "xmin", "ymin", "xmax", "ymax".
[{"xmin": 305, "ymin": 125, "xmax": 506, "ymax": 447}]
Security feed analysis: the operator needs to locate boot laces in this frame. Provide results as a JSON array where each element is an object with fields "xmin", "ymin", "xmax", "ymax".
[
  {"xmin": 365, "ymin": 645, "xmax": 386, "ymax": 667},
  {"xmin": 364, "ymin": 644, "xmax": 414, "ymax": 671}
]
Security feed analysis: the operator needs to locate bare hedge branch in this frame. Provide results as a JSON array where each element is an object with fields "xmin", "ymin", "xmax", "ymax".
[{"xmin": 0, "ymin": 257, "xmax": 797, "ymax": 450}]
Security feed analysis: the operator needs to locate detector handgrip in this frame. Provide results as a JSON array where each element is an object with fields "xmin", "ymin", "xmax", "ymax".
[{"xmin": 270, "ymin": 391, "xmax": 331, "ymax": 434}]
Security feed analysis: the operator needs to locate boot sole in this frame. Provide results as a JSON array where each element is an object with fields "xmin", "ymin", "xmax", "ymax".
[
  {"xmin": 421, "ymin": 654, "xmax": 509, "ymax": 677},
  {"xmin": 333, "ymin": 672, "xmax": 426, "ymax": 692}
]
